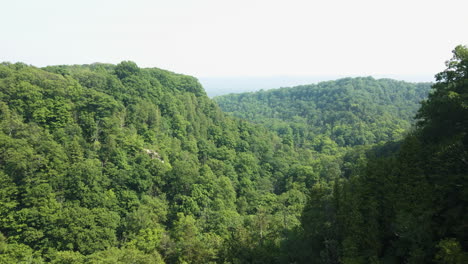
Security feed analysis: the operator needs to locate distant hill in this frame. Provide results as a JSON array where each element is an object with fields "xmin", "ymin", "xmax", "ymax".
[{"xmin": 214, "ymin": 77, "xmax": 432, "ymax": 149}]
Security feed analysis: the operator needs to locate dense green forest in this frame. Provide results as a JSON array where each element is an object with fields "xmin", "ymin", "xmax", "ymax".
[
  {"xmin": 0, "ymin": 60, "xmax": 340, "ymax": 263},
  {"xmin": 214, "ymin": 77, "xmax": 431, "ymax": 148},
  {"xmin": 0, "ymin": 45, "xmax": 466, "ymax": 264}
]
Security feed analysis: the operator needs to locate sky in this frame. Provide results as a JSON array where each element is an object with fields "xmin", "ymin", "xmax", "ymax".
[{"xmin": 2, "ymin": 0, "xmax": 468, "ymax": 83}]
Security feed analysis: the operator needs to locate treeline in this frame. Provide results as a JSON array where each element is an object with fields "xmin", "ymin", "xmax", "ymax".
[{"xmin": 214, "ymin": 77, "xmax": 431, "ymax": 149}]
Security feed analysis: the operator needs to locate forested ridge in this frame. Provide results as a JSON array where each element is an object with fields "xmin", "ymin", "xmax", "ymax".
[
  {"xmin": 214, "ymin": 77, "xmax": 431, "ymax": 148},
  {"xmin": 0, "ymin": 60, "xmax": 341, "ymax": 263},
  {"xmin": 0, "ymin": 45, "xmax": 467, "ymax": 264}
]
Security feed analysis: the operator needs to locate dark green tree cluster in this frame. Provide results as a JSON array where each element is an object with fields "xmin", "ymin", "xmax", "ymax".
[
  {"xmin": 295, "ymin": 46, "xmax": 468, "ymax": 263},
  {"xmin": 214, "ymin": 77, "xmax": 431, "ymax": 148}
]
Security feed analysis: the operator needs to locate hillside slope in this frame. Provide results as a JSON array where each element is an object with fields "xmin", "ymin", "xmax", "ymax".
[
  {"xmin": 214, "ymin": 77, "xmax": 431, "ymax": 148},
  {"xmin": 0, "ymin": 61, "xmax": 321, "ymax": 263}
]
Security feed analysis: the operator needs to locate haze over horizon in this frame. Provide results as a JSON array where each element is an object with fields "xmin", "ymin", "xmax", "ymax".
[
  {"xmin": 200, "ymin": 73, "xmax": 435, "ymax": 97},
  {"xmin": 2, "ymin": 0, "xmax": 468, "ymax": 81}
]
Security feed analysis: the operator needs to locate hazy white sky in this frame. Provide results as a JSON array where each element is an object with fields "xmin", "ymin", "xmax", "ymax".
[{"xmin": 2, "ymin": 0, "xmax": 467, "ymax": 78}]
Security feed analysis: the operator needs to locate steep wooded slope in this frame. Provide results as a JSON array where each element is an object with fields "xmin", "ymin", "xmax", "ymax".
[
  {"xmin": 0, "ymin": 61, "xmax": 319, "ymax": 263},
  {"xmin": 296, "ymin": 46, "xmax": 468, "ymax": 264}
]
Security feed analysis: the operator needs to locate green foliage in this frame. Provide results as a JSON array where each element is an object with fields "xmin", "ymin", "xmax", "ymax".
[
  {"xmin": 0, "ymin": 233, "xmax": 43, "ymax": 263},
  {"xmin": 417, "ymin": 45, "xmax": 468, "ymax": 143},
  {"xmin": 85, "ymin": 246, "xmax": 165, "ymax": 264},
  {"xmin": 114, "ymin": 61, "xmax": 141, "ymax": 80},
  {"xmin": 435, "ymin": 238, "xmax": 467, "ymax": 264}
]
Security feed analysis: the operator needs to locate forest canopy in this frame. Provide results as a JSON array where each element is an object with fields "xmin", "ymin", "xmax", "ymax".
[
  {"xmin": 0, "ymin": 61, "xmax": 327, "ymax": 263},
  {"xmin": 0, "ymin": 45, "xmax": 466, "ymax": 263}
]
